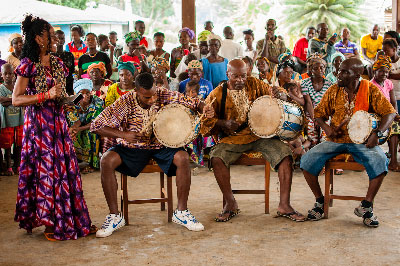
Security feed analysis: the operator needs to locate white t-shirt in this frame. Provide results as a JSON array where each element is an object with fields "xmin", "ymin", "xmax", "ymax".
[
  {"xmin": 390, "ymin": 58, "xmax": 400, "ymax": 100},
  {"xmin": 219, "ymin": 39, "xmax": 244, "ymax": 61}
]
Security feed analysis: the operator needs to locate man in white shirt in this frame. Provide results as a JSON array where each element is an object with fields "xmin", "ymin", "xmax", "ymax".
[{"xmin": 219, "ymin": 26, "xmax": 244, "ymax": 61}]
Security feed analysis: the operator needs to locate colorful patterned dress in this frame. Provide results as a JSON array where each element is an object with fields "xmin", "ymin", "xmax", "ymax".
[
  {"xmin": 14, "ymin": 57, "xmax": 92, "ymax": 240},
  {"xmin": 65, "ymin": 96, "xmax": 104, "ymax": 169}
]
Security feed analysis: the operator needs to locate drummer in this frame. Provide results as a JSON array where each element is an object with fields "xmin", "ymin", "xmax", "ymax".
[
  {"xmin": 90, "ymin": 72, "xmax": 215, "ymax": 237},
  {"xmin": 300, "ymin": 58, "xmax": 396, "ymax": 227},
  {"xmin": 201, "ymin": 59, "xmax": 307, "ymax": 222}
]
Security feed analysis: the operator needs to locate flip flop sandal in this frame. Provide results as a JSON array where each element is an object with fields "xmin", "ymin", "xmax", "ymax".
[
  {"xmin": 215, "ymin": 209, "xmax": 241, "ymax": 222},
  {"xmin": 5, "ymin": 168, "xmax": 14, "ymax": 176},
  {"xmin": 44, "ymin": 232, "xmax": 58, "ymax": 242},
  {"xmin": 334, "ymin": 169, "xmax": 344, "ymax": 175},
  {"xmin": 275, "ymin": 211, "xmax": 307, "ymax": 222},
  {"xmin": 89, "ymin": 225, "xmax": 98, "ymax": 234},
  {"xmin": 81, "ymin": 166, "xmax": 91, "ymax": 174},
  {"xmin": 388, "ymin": 165, "xmax": 400, "ymax": 172}
]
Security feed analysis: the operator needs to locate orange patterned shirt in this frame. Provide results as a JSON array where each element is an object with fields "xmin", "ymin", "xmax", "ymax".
[{"xmin": 314, "ymin": 80, "xmax": 396, "ymax": 143}]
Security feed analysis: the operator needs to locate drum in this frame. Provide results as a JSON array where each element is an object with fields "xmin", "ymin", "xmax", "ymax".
[
  {"xmin": 153, "ymin": 104, "xmax": 200, "ymax": 148},
  {"xmin": 248, "ymin": 95, "xmax": 305, "ymax": 140},
  {"xmin": 348, "ymin": 110, "xmax": 390, "ymax": 145}
]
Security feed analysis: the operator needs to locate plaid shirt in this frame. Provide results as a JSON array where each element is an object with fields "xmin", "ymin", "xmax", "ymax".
[{"xmin": 90, "ymin": 87, "xmax": 200, "ymax": 149}]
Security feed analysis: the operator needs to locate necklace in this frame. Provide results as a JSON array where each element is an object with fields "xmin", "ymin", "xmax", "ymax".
[{"xmin": 87, "ymin": 51, "xmax": 98, "ymax": 58}]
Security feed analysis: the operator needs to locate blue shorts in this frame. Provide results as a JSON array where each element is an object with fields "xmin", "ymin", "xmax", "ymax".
[
  {"xmin": 110, "ymin": 144, "xmax": 184, "ymax": 177},
  {"xmin": 300, "ymin": 141, "xmax": 388, "ymax": 180}
]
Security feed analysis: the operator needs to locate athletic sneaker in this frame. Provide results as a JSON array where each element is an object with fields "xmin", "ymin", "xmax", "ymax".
[
  {"xmin": 172, "ymin": 209, "xmax": 204, "ymax": 231},
  {"xmin": 96, "ymin": 213, "xmax": 126, "ymax": 238},
  {"xmin": 354, "ymin": 204, "xmax": 379, "ymax": 227}
]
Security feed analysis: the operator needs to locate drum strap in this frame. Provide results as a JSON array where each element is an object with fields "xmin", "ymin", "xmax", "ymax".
[{"xmin": 219, "ymin": 81, "xmax": 228, "ymax": 119}]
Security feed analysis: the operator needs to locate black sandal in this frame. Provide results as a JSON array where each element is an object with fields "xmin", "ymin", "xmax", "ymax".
[
  {"xmin": 215, "ymin": 209, "xmax": 241, "ymax": 222},
  {"xmin": 307, "ymin": 202, "xmax": 324, "ymax": 221}
]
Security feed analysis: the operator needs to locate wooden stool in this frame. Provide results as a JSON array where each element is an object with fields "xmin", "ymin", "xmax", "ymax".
[
  {"xmin": 324, "ymin": 154, "xmax": 365, "ymax": 218},
  {"xmin": 222, "ymin": 151, "xmax": 271, "ymax": 214},
  {"xmin": 120, "ymin": 161, "xmax": 173, "ymax": 225}
]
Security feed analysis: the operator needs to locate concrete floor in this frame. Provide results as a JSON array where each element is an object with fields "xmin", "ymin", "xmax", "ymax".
[{"xmin": 0, "ymin": 164, "xmax": 399, "ymax": 266}]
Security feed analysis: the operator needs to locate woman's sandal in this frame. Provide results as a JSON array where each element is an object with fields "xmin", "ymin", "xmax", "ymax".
[
  {"xmin": 388, "ymin": 165, "xmax": 400, "ymax": 172},
  {"xmin": 89, "ymin": 225, "xmax": 98, "ymax": 234},
  {"xmin": 44, "ymin": 232, "xmax": 58, "ymax": 242},
  {"xmin": 215, "ymin": 209, "xmax": 241, "ymax": 222},
  {"xmin": 275, "ymin": 211, "xmax": 307, "ymax": 222},
  {"xmin": 81, "ymin": 166, "xmax": 91, "ymax": 174},
  {"xmin": 5, "ymin": 168, "xmax": 14, "ymax": 176}
]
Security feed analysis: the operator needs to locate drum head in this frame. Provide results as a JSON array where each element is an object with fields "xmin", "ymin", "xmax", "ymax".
[
  {"xmin": 348, "ymin": 110, "xmax": 372, "ymax": 144},
  {"xmin": 248, "ymin": 96, "xmax": 282, "ymax": 138},
  {"xmin": 153, "ymin": 104, "xmax": 196, "ymax": 148}
]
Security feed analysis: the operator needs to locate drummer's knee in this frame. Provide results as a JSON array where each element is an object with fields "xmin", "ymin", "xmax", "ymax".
[
  {"xmin": 100, "ymin": 151, "xmax": 121, "ymax": 172},
  {"xmin": 173, "ymin": 150, "xmax": 189, "ymax": 167}
]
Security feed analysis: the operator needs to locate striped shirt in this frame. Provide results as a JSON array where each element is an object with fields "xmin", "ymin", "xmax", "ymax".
[
  {"xmin": 301, "ymin": 77, "xmax": 332, "ymax": 107},
  {"xmin": 90, "ymin": 87, "xmax": 200, "ymax": 149}
]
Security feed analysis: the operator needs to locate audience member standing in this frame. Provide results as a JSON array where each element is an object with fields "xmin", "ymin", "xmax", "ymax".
[
  {"xmin": 257, "ymin": 19, "xmax": 286, "ymax": 68},
  {"xmin": 293, "ymin": 27, "xmax": 316, "ymax": 74},
  {"xmin": 219, "ymin": 26, "xmax": 243, "ymax": 61},
  {"xmin": 202, "ymin": 34, "xmax": 228, "ymax": 88},
  {"xmin": 66, "ymin": 25, "xmax": 87, "ymax": 67},
  {"xmin": 243, "ymin": 29, "xmax": 257, "ymax": 63},
  {"xmin": 6, "ymin": 33, "xmax": 23, "ymax": 69},
  {"xmin": 360, "ymin": 24, "xmax": 383, "ymax": 64}
]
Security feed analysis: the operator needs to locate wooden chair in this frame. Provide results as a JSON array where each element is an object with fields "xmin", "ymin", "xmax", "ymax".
[
  {"xmin": 221, "ymin": 151, "xmax": 271, "ymax": 214},
  {"xmin": 324, "ymin": 154, "xmax": 365, "ymax": 218},
  {"xmin": 120, "ymin": 160, "xmax": 173, "ymax": 225}
]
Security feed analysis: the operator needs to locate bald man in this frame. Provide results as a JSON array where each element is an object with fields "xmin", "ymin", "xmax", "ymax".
[
  {"xmin": 300, "ymin": 58, "xmax": 396, "ymax": 227},
  {"xmin": 201, "ymin": 59, "xmax": 306, "ymax": 222},
  {"xmin": 219, "ymin": 26, "xmax": 244, "ymax": 61}
]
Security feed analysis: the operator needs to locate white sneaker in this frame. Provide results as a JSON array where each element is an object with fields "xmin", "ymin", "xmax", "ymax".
[
  {"xmin": 96, "ymin": 213, "xmax": 126, "ymax": 238},
  {"xmin": 172, "ymin": 209, "xmax": 204, "ymax": 231}
]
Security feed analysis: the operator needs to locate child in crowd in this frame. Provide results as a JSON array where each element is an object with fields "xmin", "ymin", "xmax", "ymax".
[
  {"xmin": 0, "ymin": 63, "xmax": 24, "ymax": 175},
  {"xmin": 370, "ymin": 55, "xmax": 400, "ymax": 172},
  {"xmin": 185, "ymin": 80, "xmax": 215, "ymax": 168},
  {"xmin": 148, "ymin": 32, "xmax": 170, "ymax": 68}
]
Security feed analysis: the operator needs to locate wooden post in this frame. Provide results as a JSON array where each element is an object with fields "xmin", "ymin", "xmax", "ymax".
[
  {"xmin": 182, "ymin": 0, "xmax": 196, "ymax": 42},
  {"xmin": 393, "ymin": 0, "xmax": 400, "ymax": 32}
]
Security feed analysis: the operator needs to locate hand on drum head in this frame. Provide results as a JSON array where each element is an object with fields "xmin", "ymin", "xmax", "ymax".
[
  {"xmin": 365, "ymin": 132, "xmax": 379, "ymax": 148},
  {"xmin": 123, "ymin": 131, "xmax": 146, "ymax": 143},
  {"xmin": 221, "ymin": 119, "xmax": 240, "ymax": 135},
  {"xmin": 271, "ymin": 86, "xmax": 287, "ymax": 101}
]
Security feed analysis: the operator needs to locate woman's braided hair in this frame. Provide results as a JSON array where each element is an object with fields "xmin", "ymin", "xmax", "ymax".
[{"xmin": 21, "ymin": 14, "xmax": 51, "ymax": 63}]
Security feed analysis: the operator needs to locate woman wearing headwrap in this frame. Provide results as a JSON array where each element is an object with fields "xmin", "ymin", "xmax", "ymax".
[
  {"xmin": 118, "ymin": 31, "xmax": 150, "ymax": 73},
  {"xmin": 255, "ymin": 56, "xmax": 273, "ymax": 84},
  {"xmin": 300, "ymin": 54, "xmax": 333, "ymax": 147},
  {"xmin": 201, "ymin": 33, "xmax": 228, "ymax": 88},
  {"xmin": 148, "ymin": 32, "xmax": 170, "ymax": 68},
  {"xmin": 370, "ymin": 55, "xmax": 400, "ymax": 171},
  {"xmin": 278, "ymin": 51, "xmax": 302, "ymax": 82},
  {"xmin": 151, "ymin": 57, "xmax": 179, "ymax": 91},
  {"xmin": 66, "ymin": 79, "xmax": 104, "ymax": 173},
  {"xmin": 277, "ymin": 59, "xmax": 296, "ymax": 87},
  {"xmin": 103, "ymin": 61, "xmax": 137, "ymax": 152},
  {"xmin": 170, "ymin": 27, "xmax": 197, "ymax": 78},
  {"xmin": 88, "ymin": 62, "xmax": 113, "ymax": 100},
  {"xmin": 192, "ymin": 30, "xmax": 211, "ymax": 60},
  {"xmin": 326, "ymin": 52, "xmax": 345, "ymax": 83},
  {"xmin": 6, "ymin": 33, "xmax": 23, "ymax": 69}
]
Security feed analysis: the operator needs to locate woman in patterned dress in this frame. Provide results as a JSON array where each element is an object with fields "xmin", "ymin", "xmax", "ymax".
[{"xmin": 13, "ymin": 15, "xmax": 94, "ymax": 241}]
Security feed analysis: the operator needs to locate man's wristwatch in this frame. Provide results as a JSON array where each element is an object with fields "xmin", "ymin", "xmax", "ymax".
[{"xmin": 374, "ymin": 129, "xmax": 383, "ymax": 138}]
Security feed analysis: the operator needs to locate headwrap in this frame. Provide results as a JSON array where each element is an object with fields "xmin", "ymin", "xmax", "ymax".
[
  {"xmin": 373, "ymin": 55, "xmax": 392, "ymax": 71},
  {"xmin": 276, "ymin": 59, "xmax": 296, "ymax": 77},
  {"xmin": 8, "ymin": 33, "xmax": 22, "ymax": 52},
  {"xmin": 179, "ymin": 27, "xmax": 195, "ymax": 40},
  {"xmin": 73, "ymin": 78, "xmax": 93, "ymax": 94},
  {"xmin": 124, "ymin": 31, "xmax": 141, "ymax": 44},
  {"xmin": 188, "ymin": 60, "xmax": 203, "ymax": 70},
  {"xmin": 207, "ymin": 33, "xmax": 223, "ymax": 45},
  {"xmin": 278, "ymin": 51, "xmax": 292, "ymax": 64},
  {"xmin": 153, "ymin": 57, "xmax": 170, "ymax": 71},
  {"xmin": 117, "ymin": 61, "xmax": 136, "ymax": 75},
  {"xmin": 330, "ymin": 52, "xmax": 345, "ymax": 64},
  {"xmin": 87, "ymin": 62, "xmax": 106, "ymax": 77},
  {"xmin": 255, "ymin": 56, "xmax": 271, "ymax": 68},
  {"xmin": 306, "ymin": 53, "xmax": 327, "ymax": 69},
  {"xmin": 198, "ymin": 30, "xmax": 211, "ymax": 42}
]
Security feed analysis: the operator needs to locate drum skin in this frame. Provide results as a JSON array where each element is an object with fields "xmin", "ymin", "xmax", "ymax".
[
  {"xmin": 348, "ymin": 110, "xmax": 390, "ymax": 145},
  {"xmin": 153, "ymin": 104, "xmax": 199, "ymax": 148},
  {"xmin": 248, "ymin": 95, "xmax": 304, "ymax": 140}
]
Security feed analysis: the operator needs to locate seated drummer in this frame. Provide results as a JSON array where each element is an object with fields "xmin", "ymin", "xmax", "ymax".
[
  {"xmin": 300, "ymin": 58, "xmax": 396, "ymax": 227},
  {"xmin": 90, "ymin": 72, "xmax": 214, "ymax": 237},
  {"xmin": 201, "ymin": 59, "xmax": 307, "ymax": 222}
]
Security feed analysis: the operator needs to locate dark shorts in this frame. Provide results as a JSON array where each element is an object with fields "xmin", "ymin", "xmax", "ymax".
[{"xmin": 109, "ymin": 144, "xmax": 184, "ymax": 177}]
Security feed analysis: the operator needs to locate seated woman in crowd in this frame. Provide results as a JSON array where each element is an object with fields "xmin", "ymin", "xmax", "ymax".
[
  {"xmin": 87, "ymin": 62, "xmax": 113, "ymax": 100},
  {"xmin": 202, "ymin": 34, "xmax": 228, "ymax": 88},
  {"xmin": 277, "ymin": 59, "xmax": 297, "ymax": 87},
  {"xmin": 103, "ymin": 61, "xmax": 136, "ymax": 152},
  {"xmin": 66, "ymin": 79, "xmax": 104, "ymax": 174},
  {"xmin": 151, "ymin": 57, "xmax": 179, "ymax": 91},
  {"xmin": 78, "ymin": 33, "xmax": 112, "ymax": 79},
  {"xmin": 278, "ymin": 52, "xmax": 302, "ymax": 82},
  {"xmin": 6, "ymin": 33, "xmax": 23, "ymax": 69},
  {"xmin": 147, "ymin": 32, "xmax": 170, "ymax": 68},
  {"xmin": 256, "ymin": 57, "xmax": 273, "ymax": 84},
  {"xmin": 170, "ymin": 27, "xmax": 197, "ymax": 78},
  {"xmin": 118, "ymin": 31, "xmax": 150, "ymax": 73},
  {"xmin": 326, "ymin": 52, "xmax": 345, "ymax": 83},
  {"xmin": 370, "ymin": 55, "xmax": 400, "ymax": 172}
]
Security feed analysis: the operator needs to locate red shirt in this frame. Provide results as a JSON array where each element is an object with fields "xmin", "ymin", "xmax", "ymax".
[
  {"xmin": 293, "ymin": 37, "xmax": 309, "ymax": 62},
  {"xmin": 119, "ymin": 54, "xmax": 146, "ymax": 71}
]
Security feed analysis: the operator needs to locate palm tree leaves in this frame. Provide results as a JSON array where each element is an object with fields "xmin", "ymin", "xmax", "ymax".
[{"xmin": 282, "ymin": 0, "xmax": 368, "ymax": 41}]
